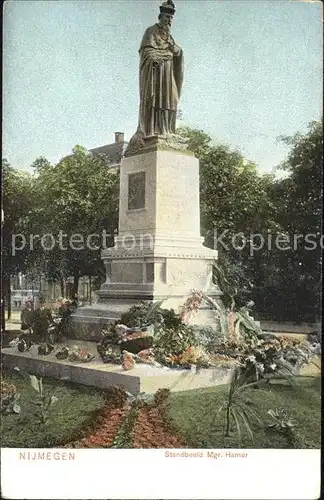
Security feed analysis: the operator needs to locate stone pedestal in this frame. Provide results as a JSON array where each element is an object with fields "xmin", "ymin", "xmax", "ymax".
[{"xmin": 70, "ymin": 141, "xmax": 220, "ymax": 338}]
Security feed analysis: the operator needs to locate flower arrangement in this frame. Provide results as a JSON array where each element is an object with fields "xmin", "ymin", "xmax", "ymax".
[
  {"xmin": 179, "ymin": 291, "xmax": 204, "ymax": 324},
  {"xmin": 213, "ymin": 332, "xmax": 317, "ymax": 381},
  {"xmin": 17, "ymin": 336, "xmax": 33, "ymax": 352},
  {"xmin": 54, "ymin": 344, "xmax": 94, "ymax": 362},
  {"xmin": 68, "ymin": 346, "xmax": 95, "ymax": 362},
  {"xmin": 97, "ymin": 345, "xmax": 121, "ymax": 364},
  {"xmin": 55, "ymin": 346, "xmax": 70, "ymax": 360},
  {"xmin": 166, "ymin": 345, "xmax": 205, "ymax": 366},
  {"xmin": 136, "ymin": 348, "xmax": 156, "ymax": 365},
  {"xmin": 122, "ymin": 350, "xmax": 136, "ymax": 370}
]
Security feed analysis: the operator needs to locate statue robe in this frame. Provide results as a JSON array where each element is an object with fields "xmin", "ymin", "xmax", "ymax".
[{"xmin": 136, "ymin": 23, "xmax": 184, "ymax": 137}]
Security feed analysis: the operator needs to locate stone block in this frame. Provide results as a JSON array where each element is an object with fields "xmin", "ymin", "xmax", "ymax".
[{"xmin": 1, "ymin": 341, "xmax": 232, "ymax": 395}]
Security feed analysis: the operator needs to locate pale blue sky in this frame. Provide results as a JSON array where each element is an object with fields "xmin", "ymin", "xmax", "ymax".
[{"xmin": 3, "ymin": 0, "xmax": 323, "ymax": 174}]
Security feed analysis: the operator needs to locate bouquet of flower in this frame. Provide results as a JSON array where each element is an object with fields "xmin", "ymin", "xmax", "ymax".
[
  {"xmin": 68, "ymin": 346, "xmax": 95, "ymax": 362},
  {"xmin": 17, "ymin": 336, "xmax": 33, "ymax": 352},
  {"xmin": 136, "ymin": 348, "xmax": 156, "ymax": 365},
  {"xmin": 55, "ymin": 346, "xmax": 70, "ymax": 360},
  {"xmin": 122, "ymin": 350, "xmax": 136, "ymax": 370},
  {"xmin": 97, "ymin": 345, "xmax": 121, "ymax": 364}
]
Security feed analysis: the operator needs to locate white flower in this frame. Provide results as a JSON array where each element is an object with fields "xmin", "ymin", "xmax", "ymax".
[
  {"xmin": 270, "ymin": 363, "xmax": 277, "ymax": 370},
  {"xmin": 9, "ymin": 337, "xmax": 20, "ymax": 348},
  {"xmin": 247, "ymin": 355, "xmax": 256, "ymax": 363},
  {"xmin": 257, "ymin": 363, "xmax": 265, "ymax": 372}
]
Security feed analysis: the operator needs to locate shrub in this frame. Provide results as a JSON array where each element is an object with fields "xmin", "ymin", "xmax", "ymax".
[
  {"xmin": 190, "ymin": 325, "xmax": 225, "ymax": 351},
  {"xmin": 119, "ymin": 301, "xmax": 182, "ymax": 330},
  {"xmin": 100, "ymin": 323, "xmax": 120, "ymax": 345},
  {"xmin": 31, "ymin": 307, "xmax": 53, "ymax": 339},
  {"xmin": 214, "ymin": 366, "xmax": 262, "ymax": 446},
  {"xmin": 153, "ymin": 326, "xmax": 199, "ymax": 360},
  {"xmin": 1, "ymin": 380, "xmax": 21, "ymax": 415}
]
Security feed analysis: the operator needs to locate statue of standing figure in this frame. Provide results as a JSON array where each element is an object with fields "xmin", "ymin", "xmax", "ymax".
[{"xmin": 126, "ymin": 0, "xmax": 184, "ymax": 155}]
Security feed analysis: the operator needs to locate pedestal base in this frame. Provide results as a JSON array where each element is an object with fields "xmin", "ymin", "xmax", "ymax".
[{"xmin": 69, "ymin": 147, "xmax": 221, "ymax": 340}]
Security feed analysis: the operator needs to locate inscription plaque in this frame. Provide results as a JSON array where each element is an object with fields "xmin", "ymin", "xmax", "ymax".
[{"xmin": 128, "ymin": 172, "xmax": 146, "ymax": 210}]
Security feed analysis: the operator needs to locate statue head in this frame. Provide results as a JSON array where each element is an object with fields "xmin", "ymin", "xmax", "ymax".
[{"xmin": 158, "ymin": 0, "xmax": 175, "ymax": 28}]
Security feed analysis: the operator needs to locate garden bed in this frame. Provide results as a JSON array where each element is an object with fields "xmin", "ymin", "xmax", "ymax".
[{"xmin": 1, "ymin": 367, "xmax": 321, "ymax": 449}]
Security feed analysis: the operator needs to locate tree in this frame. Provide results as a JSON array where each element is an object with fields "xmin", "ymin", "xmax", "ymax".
[
  {"xmin": 27, "ymin": 147, "xmax": 119, "ymax": 297},
  {"xmin": 255, "ymin": 120, "xmax": 323, "ymax": 322},
  {"xmin": 2, "ymin": 160, "xmax": 34, "ymax": 321},
  {"xmin": 176, "ymin": 126, "xmax": 278, "ymax": 307}
]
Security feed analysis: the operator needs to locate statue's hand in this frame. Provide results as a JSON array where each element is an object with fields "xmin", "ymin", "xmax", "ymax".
[{"xmin": 170, "ymin": 43, "xmax": 181, "ymax": 56}]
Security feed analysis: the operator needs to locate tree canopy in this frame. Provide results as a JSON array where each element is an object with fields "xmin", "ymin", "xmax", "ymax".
[{"xmin": 177, "ymin": 121, "xmax": 322, "ymax": 322}]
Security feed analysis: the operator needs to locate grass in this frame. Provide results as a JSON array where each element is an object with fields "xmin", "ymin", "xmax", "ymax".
[
  {"xmin": 1, "ymin": 368, "xmax": 106, "ymax": 448},
  {"xmin": 167, "ymin": 376, "xmax": 321, "ymax": 449},
  {"xmin": 1, "ymin": 367, "xmax": 321, "ymax": 449}
]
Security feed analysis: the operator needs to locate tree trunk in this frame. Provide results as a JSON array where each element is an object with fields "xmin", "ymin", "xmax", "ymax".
[
  {"xmin": 72, "ymin": 272, "xmax": 79, "ymax": 298},
  {"xmin": 1, "ymin": 294, "xmax": 5, "ymax": 331},
  {"xmin": 7, "ymin": 277, "xmax": 11, "ymax": 320},
  {"xmin": 60, "ymin": 277, "xmax": 66, "ymax": 297}
]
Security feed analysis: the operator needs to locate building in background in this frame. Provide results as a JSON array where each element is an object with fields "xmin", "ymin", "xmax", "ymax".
[{"xmin": 89, "ymin": 132, "xmax": 128, "ymax": 168}]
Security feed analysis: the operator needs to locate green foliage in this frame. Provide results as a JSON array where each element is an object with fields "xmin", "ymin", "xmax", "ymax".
[
  {"xmin": 110, "ymin": 406, "xmax": 138, "ymax": 449},
  {"xmin": 99, "ymin": 324, "xmax": 120, "ymax": 345},
  {"xmin": 153, "ymin": 326, "xmax": 199, "ymax": 361},
  {"xmin": 266, "ymin": 408, "xmax": 299, "ymax": 448},
  {"xmin": 55, "ymin": 346, "xmax": 70, "ymax": 359},
  {"xmin": 18, "ymin": 148, "xmax": 119, "ymax": 293},
  {"xmin": 252, "ymin": 120, "xmax": 323, "ymax": 322},
  {"xmin": 1, "ymin": 380, "xmax": 21, "ymax": 415},
  {"xmin": 31, "ymin": 307, "xmax": 52, "ymax": 339},
  {"xmin": 189, "ymin": 325, "xmax": 222, "ymax": 351},
  {"xmin": 214, "ymin": 333, "xmax": 316, "ymax": 383},
  {"xmin": 1, "ymin": 369, "xmax": 106, "ymax": 447},
  {"xmin": 121, "ymin": 336, "xmax": 153, "ymax": 354},
  {"xmin": 267, "ymin": 408, "xmax": 297, "ymax": 430},
  {"xmin": 2, "ymin": 160, "xmax": 34, "ymax": 278},
  {"xmin": 119, "ymin": 301, "xmax": 182, "ymax": 330},
  {"xmin": 213, "ymin": 366, "xmax": 262, "ymax": 446},
  {"xmin": 177, "ymin": 127, "xmax": 277, "ymax": 247},
  {"xmin": 104, "ymin": 386, "xmax": 129, "ymax": 408},
  {"xmin": 176, "ymin": 126, "xmax": 212, "ymax": 158},
  {"xmin": 179, "ymin": 121, "xmax": 322, "ymax": 323},
  {"xmin": 68, "ymin": 347, "xmax": 95, "ymax": 362},
  {"xmin": 29, "ymin": 375, "xmax": 59, "ymax": 424},
  {"xmin": 167, "ymin": 376, "xmax": 321, "ymax": 449},
  {"xmin": 96, "ymin": 344, "xmax": 121, "ymax": 364}
]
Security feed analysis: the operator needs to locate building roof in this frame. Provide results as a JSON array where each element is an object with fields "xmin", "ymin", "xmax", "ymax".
[{"xmin": 89, "ymin": 134, "xmax": 128, "ymax": 166}]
